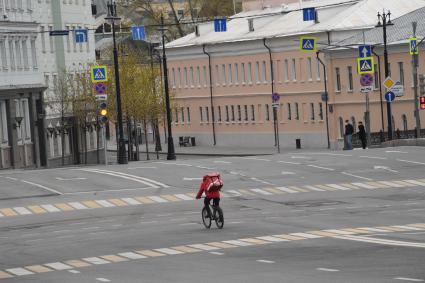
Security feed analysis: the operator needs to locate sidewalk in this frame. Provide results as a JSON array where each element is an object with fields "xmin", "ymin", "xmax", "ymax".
[{"xmin": 107, "ymin": 142, "xmax": 276, "ymax": 157}]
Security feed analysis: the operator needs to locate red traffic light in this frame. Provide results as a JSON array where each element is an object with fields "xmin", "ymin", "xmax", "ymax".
[{"xmin": 420, "ymin": 96, "xmax": 425, "ymax": 110}]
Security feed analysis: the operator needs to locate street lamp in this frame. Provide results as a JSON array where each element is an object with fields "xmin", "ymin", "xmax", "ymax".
[
  {"xmin": 159, "ymin": 15, "xmax": 176, "ymax": 160},
  {"xmin": 105, "ymin": 1, "xmax": 127, "ymax": 164},
  {"xmin": 376, "ymin": 10, "xmax": 394, "ymax": 140}
]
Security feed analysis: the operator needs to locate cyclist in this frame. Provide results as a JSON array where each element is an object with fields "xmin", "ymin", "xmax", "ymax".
[{"xmin": 196, "ymin": 172, "xmax": 223, "ymax": 218}]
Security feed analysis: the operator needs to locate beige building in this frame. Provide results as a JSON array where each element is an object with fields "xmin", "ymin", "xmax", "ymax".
[{"xmin": 165, "ymin": 0, "xmax": 425, "ymax": 149}]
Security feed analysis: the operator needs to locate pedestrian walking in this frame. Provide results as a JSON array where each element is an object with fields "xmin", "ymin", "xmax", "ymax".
[
  {"xmin": 358, "ymin": 121, "xmax": 367, "ymax": 149},
  {"xmin": 344, "ymin": 120, "xmax": 354, "ymax": 150}
]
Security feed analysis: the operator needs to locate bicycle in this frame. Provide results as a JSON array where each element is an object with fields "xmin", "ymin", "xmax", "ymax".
[{"xmin": 202, "ymin": 203, "xmax": 224, "ymax": 229}]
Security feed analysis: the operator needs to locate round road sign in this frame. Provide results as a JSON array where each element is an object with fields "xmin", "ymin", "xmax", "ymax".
[
  {"xmin": 95, "ymin": 82, "xmax": 107, "ymax": 94},
  {"xmin": 385, "ymin": 91, "xmax": 395, "ymax": 102},
  {"xmin": 360, "ymin": 74, "xmax": 374, "ymax": 87}
]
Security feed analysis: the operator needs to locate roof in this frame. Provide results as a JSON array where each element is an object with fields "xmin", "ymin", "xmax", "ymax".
[
  {"xmin": 337, "ymin": 6, "xmax": 425, "ymax": 47},
  {"xmin": 165, "ymin": 0, "xmax": 425, "ymax": 49}
]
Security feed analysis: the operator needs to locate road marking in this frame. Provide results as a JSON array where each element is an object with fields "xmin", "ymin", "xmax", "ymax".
[
  {"xmin": 188, "ymin": 244, "xmax": 220, "ymax": 251},
  {"xmin": 275, "ymin": 187, "xmax": 298, "ymax": 193},
  {"xmin": 281, "ymin": 171, "xmax": 296, "ymax": 175},
  {"xmin": 136, "ymin": 250, "xmax": 165, "ymax": 257},
  {"xmin": 386, "ymin": 150, "xmax": 408, "ymax": 153},
  {"xmin": 213, "ymin": 161, "xmax": 231, "ymax": 164},
  {"xmin": 148, "ymin": 196, "xmax": 168, "ymax": 203},
  {"xmin": 377, "ymin": 181, "xmax": 405, "ymax": 188},
  {"xmin": 277, "ymin": 161, "xmax": 301, "ymax": 165},
  {"xmin": 25, "ymin": 265, "xmax": 52, "ymax": 273},
  {"xmin": 240, "ymin": 157, "xmax": 271, "ymax": 162},
  {"xmin": 96, "ymin": 278, "xmax": 111, "ymax": 282},
  {"xmin": 128, "ymin": 167, "xmax": 157, "ymax": 170},
  {"xmin": 404, "ymin": 180, "xmax": 425, "ymax": 186},
  {"xmin": 118, "ymin": 252, "xmax": 147, "ymax": 259},
  {"xmin": 326, "ymin": 184, "xmax": 350, "ymax": 191},
  {"xmin": 256, "ymin": 236, "xmax": 288, "ymax": 242},
  {"xmin": 183, "ymin": 177, "xmax": 203, "ymax": 181},
  {"xmin": 0, "ymin": 272, "xmax": 12, "ymax": 279},
  {"xmin": 83, "ymin": 257, "xmax": 110, "ymax": 265},
  {"xmin": 27, "ymin": 205, "xmax": 47, "ymax": 214},
  {"xmin": 250, "ymin": 188, "xmax": 273, "ymax": 195},
  {"xmin": 317, "ymin": 268, "xmax": 339, "ymax": 272},
  {"xmin": 197, "ymin": 166, "xmax": 216, "ymax": 170},
  {"xmin": 304, "ymin": 185, "xmax": 325, "ymax": 192},
  {"xmin": 5, "ymin": 268, "xmax": 34, "ymax": 276},
  {"xmin": 210, "ymin": 252, "xmax": 224, "ymax": 255},
  {"xmin": 342, "ymin": 172, "xmax": 373, "ymax": 181},
  {"xmin": 257, "ymin": 260, "xmax": 275, "ymax": 263},
  {"xmin": 65, "ymin": 260, "xmax": 91, "ymax": 268},
  {"xmin": 55, "ymin": 177, "xmax": 87, "ymax": 181},
  {"xmin": 5, "ymin": 177, "xmax": 18, "ymax": 181},
  {"xmin": 100, "ymin": 255, "xmax": 128, "ymax": 263},
  {"xmin": 44, "ymin": 262, "xmax": 72, "ymax": 270},
  {"xmin": 360, "ymin": 156, "xmax": 387, "ymax": 160},
  {"xmin": 307, "ymin": 165, "xmax": 335, "ymax": 171},
  {"xmin": 13, "ymin": 207, "xmax": 32, "ymax": 215},
  {"xmin": 171, "ymin": 246, "xmax": 202, "ymax": 253},
  {"xmin": 41, "ymin": 204, "xmax": 61, "ymax": 212},
  {"xmin": 397, "ymin": 159, "xmax": 425, "ymax": 165},
  {"xmin": 121, "ymin": 198, "xmax": 141, "ymax": 205},
  {"xmin": 373, "ymin": 165, "xmax": 398, "ymax": 173},
  {"xmin": 175, "ymin": 194, "xmax": 193, "ymax": 200},
  {"xmin": 21, "ymin": 180, "xmax": 63, "ymax": 195},
  {"xmin": 154, "ymin": 248, "xmax": 184, "ymax": 255},
  {"xmin": 68, "ymin": 270, "xmax": 80, "ymax": 274},
  {"xmin": 68, "ymin": 202, "xmax": 88, "ymax": 210},
  {"xmin": 334, "ymin": 235, "xmax": 425, "ymax": 248},
  {"xmin": 394, "ymin": 278, "xmax": 424, "ymax": 282},
  {"xmin": 351, "ymin": 182, "xmax": 377, "ymax": 189}
]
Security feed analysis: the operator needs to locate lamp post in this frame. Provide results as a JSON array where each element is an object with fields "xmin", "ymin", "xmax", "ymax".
[
  {"xmin": 376, "ymin": 10, "xmax": 394, "ymax": 140},
  {"xmin": 105, "ymin": 1, "xmax": 127, "ymax": 164},
  {"xmin": 159, "ymin": 15, "xmax": 176, "ymax": 160}
]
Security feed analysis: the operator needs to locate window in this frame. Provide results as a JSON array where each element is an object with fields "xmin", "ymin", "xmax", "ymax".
[
  {"xmin": 218, "ymin": 106, "xmax": 222, "ymax": 122},
  {"xmin": 374, "ymin": 64, "xmax": 379, "ymax": 89},
  {"xmin": 287, "ymin": 103, "xmax": 292, "ymax": 120},
  {"xmin": 319, "ymin": 103, "xmax": 323, "ymax": 120},
  {"xmin": 175, "ymin": 108, "xmax": 178, "ymax": 123},
  {"xmin": 9, "ymin": 40, "xmax": 15, "ymax": 69},
  {"xmin": 398, "ymin": 62, "xmax": 404, "ymax": 85},
  {"xmin": 262, "ymin": 61, "xmax": 267, "ymax": 82},
  {"xmin": 22, "ymin": 38, "xmax": 28, "ymax": 69},
  {"xmin": 307, "ymin": 57, "xmax": 312, "ymax": 81},
  {"xmin": 255, "ymin": 61, "xmax": 260, "ymax": 83},
  {"xmin": 276, "ymin": 60, "xmax": 281, "ymax": 83},
  {"xmin": 251, "ymin": 105, "xmax": 255, "ymax": 121},
  {"xmin": 181, "ymin": 107, "xmax": 184, "ymax": 122},
  {"xmin": 22, "ymin": 99, "xmax": 31, "ymax": 140},
  {"xmin": 225, "ymin": 105, "xmax": 229, "ymax": 122},
  {"xmin": 234, "ymin": 63, "xmax": 239, "ymax": 84},
  {"xmin": 291, "ymin": 59, "xmax": 297, "ymax": 81},
  {"xmin": 203, "ymin": 66, "xmax": 207, "ymax": 87},
  {"xmin": 15, "ymin": 39, "xmax": 22, "ymax": 69},
  {"xmin": 241, "ymin": 63, "xmax": 246, "ymax": 83},
  {"xmin": 295, "ymin": 103, "xmax": 299, "ymax": 120},
  {"xmin": 0, "ymin": 101, "xmax": 8, "ymax": 144},
  {"xmin": 339, "ymin": 117, "xmax": 344, "ymax": 138},
  {"xmin": 347, "ymin": 66, "xmax": 353, "ymax": 91},
  {"xmin": 265, "ymin": 104, "xmax": 270, "ymax": 121},
  {"xmin": 244, "ymin": 105, "xmax": 248, "ymax": 121},
  {"xmin": 310, "ymin": 103, "xmax": 315, "ymax": 120},
  {"xmin": 401, "ymin": 114, "xmax": 407, "ymax": 131},
  {"xmin": 248, "ymin": 62, "xmax": 252, "ymax": 83},
  {"xmin": 316, "ymin": 58, "xmax": 321, "ymax": 80},
  {"xmin": 222, "ymin": 64, "xmax": 226, "ymax": 85},
  {"xmin": 284, "ymin": 59, "xmax": 289, "ymax": 82},
  {"xmin": 190, "ymin": 67, "xmax": 194, "ymax": 87},
  {"xmin": 231, "ymin": 105, "xmax": 235, "ymax": 121},
  {"xmin": 177, "ymin": 67, "xmax": 181, "ymax": 87},
  {"xmin": 48, "ymin": 26, "xmax": 54, "ymax": 53},
  {"xmin": 187, "ymin": 107, "xmax": 190, "ymax": 123},
  {"xmin": 228, "ymin": 64, "xmax": 233, "ymax": 84},
  {"xmin": 215, "ymin": 65, "xmax": 219, "ymax": 85},
  {"xmin": 40, "ymin": 26, "xmax": 46, "ymax": 53},
  {"xmin": 335, "ymin": 67, "xmax": 341, "ymax": 91},
  {"xmin": 66, "ymin": 26, "xmax": 71, "ymax": 52},
  {"xmin": 184, "ymin": 67, "xmax": 188, "ymax": 87},
  {"xmin": 172, "ymin": 68, "xmax": 176, "ymax": 87},
  {"xmin": 199, "ymin": 107, "xmax": 203, "ymax": 122},
  {"xmin": 237, "ymin": 105, "xmax": 241, "ymax": 121},
  {"xmin": 196, "ymin": 66, "xmax": 200, "ymax": 87},
  {"xmin": 0, "ymin": 40, "xmax": 6, "ymax": 69},
  {"xmin": 205, "ymin": 107, "xmax": 209, "ymax": 122}
]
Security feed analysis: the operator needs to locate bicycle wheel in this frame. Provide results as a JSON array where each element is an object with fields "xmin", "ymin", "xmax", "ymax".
[
  {"xmin": 214, "ymin": 206, "xmax": 224, "ymax": 229},
  {"xmin": 202, "ymin": 207, "xmax": 211, "ymax": 229}
]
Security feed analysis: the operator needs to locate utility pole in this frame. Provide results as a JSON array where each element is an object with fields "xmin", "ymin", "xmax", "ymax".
[
  {"xmin": 411, "ymin": 22, "xmax": 422, "ymax": 138},
  {"xmin": 377, "ymin": 10, "xmax": 394, "ymax": 140},
  {"xmin": 316, "ymin": 52, "xmax": 330, "ymax": 149},
  {"xmin": 160, "ymin": 15, "xmax": 176, "ymax": 160}
]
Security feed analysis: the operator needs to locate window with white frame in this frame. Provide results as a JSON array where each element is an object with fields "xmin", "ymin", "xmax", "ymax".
[
  {"xmin": 184, "ymin": 67, "xmax": 188, "ymax": 87},
  {"xmin": 172, "ymin": 68, "xmax": 176, "ymax": 87},
  {"xmin": 248, "ymin": 62, "xmax": 252, "ymax": 83},
  {"xmin": 287, "ymin": 103, "xmax": 291, "ymax": 120},
  {"xmin": 225, "ymin": 105, "xmax": 229, "ymax": 121},
  {"xmin": 295, "ymin": 103, "xmax": 299, "ymax": 120},
  {"xmin": 199, "ymin": 107, "xmax": 203, "ymax": 122},
  {"xmin": 9, "ymin": 39, "xmax": 15, "ymax": 69},
  {"xmin": 205, "ymin": 106, "xmax": 209, "ymax": 122},
  {"xmin": 190, "ymin": 67, "xmax": 194, "ymax": 87},
  {"xmin": 231, "ymin": 105, "xmax": 235, "ymax": 121},
  {"xmin": 234, "ymin": 63, "xmax": 239, "ymax": 84},
  {"xmin": 21, "ymin": 99, "xmax": 31, "ymax": 140},
  {"xmin": 196, "ymin": 66, "xmax": 200, "ymax": 87},
  {"xmin": 291, "ymin": 59, "xmax": 297, "ymax": 81},
  {"xmin": 217, "ymin": 106, "xmax": 221, "ymax": 122},
  {"xmin": 0, "ymin": 39, "xmax": 7, "ymax": 69},
  {"xmin": 215, "ymin": 65, "xmax": 219, "ymax": 85},
  {"xmin": 284, "ymin": 59, "xmax": 289, "ymax": 82},
  {"xmin": 241, "ymin": 63, "xmax": 246, "ymax": 83},
  {"xmin": 228, "ymin": 64, "xmax": 232, "ymax": 84},
  {"xmin": 244, "ymin": 105, "xmax": 248, "ymax": 121},
  {"xmin": 316, "ymin": 58, "xmax": 321, "ymax": 80},
  {"xmin": 177, "ymin": 67, "xmax": 181, "ymax": 87},
  {"xmin": 307, "ymin": 57, "xmax": 312, "ymax": 81},
  {"xmin": 262, "ymin": 61, "xmax": 267, "ymax": 82},
  {"xmin": 347, "ymin": 66, "xmax": 353, "ymax": 91},
  {"xmin": 181, "ymin": 107, "xmax": 184, "ymax": 122},
  {"xmin": 319, "ymin": 102, "xmax": 323, "ymax": 120},
  {"xmin": 310, "ymin": 103, "xmax": 315, "ymax": 121},
  {"xmin": 72, "ymin": 26, "xmax": 77, "ymax": 52},
  {"xmin": 174, "ymin": 107, "xmax": 178, "ymax": 123},
  {"xmin": 49, "ymin": 26, "xmax": 54, "ymax": 53},
  {"xmin": 265, "ymin": 104, "xmax": 270, "ymax": 121},
  {"xmin": 66, "ymin": 25, "xmax": 71, "ymax": 52},
  {"xmin": 335, "ymin": 67, "xmax": 341, "ymax": 92},
  {"xmin": 255, "ymin": 61, "xmax": 260, "ymax": 83},
  {"xmin": 203, "ymin": 66, "xmax": 207, "ymax": 87},
  {"xmin": 221, "ymin": 64, "xmax": 226, "ymax": 85},
  {"xmin": 0, "ymin": 101, "xmax": 8, "ymax": 144},
  {"xmin": 40, "ymin": 26, "xmax": 46, "ymax": 53},
  {"xmin": 15, "ymin": 38, "xmax": 22, "ymax": 69},
  {"xmin": 251, "ymin": 105, "xmax": 255, "ymax": 121},
  {"xmin": 237, "ymin": 105, "xmax": 241, "ymax": 121},
  {"xmin": 398, "ymin": 62, "xmax": 404, "ymax": 85}
]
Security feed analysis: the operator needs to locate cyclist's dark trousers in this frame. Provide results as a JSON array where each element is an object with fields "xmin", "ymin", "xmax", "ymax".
[{"xmin": 204, "ymin": 197, "xmax": 220, "ymax": 217}]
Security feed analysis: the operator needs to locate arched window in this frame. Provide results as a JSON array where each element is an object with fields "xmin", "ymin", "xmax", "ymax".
[
  {"xmin": 339, "ymin": 117, "xmax": 344, "ymax": 138},
  {"xmin": 401, "ymin": 115, "xmax": 407, "ymax": 131},
  {"xmin": 351, "ymin": 116, "xmax": 356, "ymax": 133}
]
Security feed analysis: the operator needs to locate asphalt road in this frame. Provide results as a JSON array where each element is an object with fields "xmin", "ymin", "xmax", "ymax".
[{"xmin": 0, "ymin": 146, "xmax": 424, "ymax": 283}]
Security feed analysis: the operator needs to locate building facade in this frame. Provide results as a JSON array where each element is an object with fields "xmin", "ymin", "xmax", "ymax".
[{"xmin": 165, "ymin": 0, "xmax": 425, "ymax": 149}]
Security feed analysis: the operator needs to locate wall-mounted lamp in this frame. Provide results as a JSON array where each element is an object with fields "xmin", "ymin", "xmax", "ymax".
[
  {"xmin": 46, "ymin": 123, "xmax": 55, "ymax": 137},
  {"xmin": 13, "ymin": 116, "xmax": 23, "ymax": 129}
]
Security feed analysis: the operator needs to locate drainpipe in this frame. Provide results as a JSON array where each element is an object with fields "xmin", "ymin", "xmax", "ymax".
[
  {"xmin": 316, "ymin": 52, "xmax": 330, "ymax": 149},
  {"xmin": 263, "ymin": 38, "xmax": 280, "ymax": 153},
  {"xmin": 202, "ymin": 44, "xmax": 216, "ymax": 145},
  {"xmin": 372, "ymin": 47, "xmax": 385, "ymax": 138}
]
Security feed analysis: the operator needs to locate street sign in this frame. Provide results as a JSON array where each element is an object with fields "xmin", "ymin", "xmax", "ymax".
[
  {"xmin": 383, "ymin": 77, "xmax": 395, "ymax": 89},
  {"xmin": 385, "ymin": 91, "xmax": 395, "ymax": 102},
  {"xmin": 131, "ymin": 26, "xmax": 146, "ymax": 41},
  {"xmin": 360, "ymin": 86, "xmax": 373, "ymax": 93},
  {"xmin": 391, "ymin": 82, "xmax": 404, "ymax": 97},
  {"xmin": 214, "ymin": 18, "xmax": 227, "ymax": 32},
  {"xmin": 90, "ymin": 66, "xmax": 108, "ymax": 83},
  {"xmin": 300, "ymin": 37, "xmax": 316, "ymax": 52},
  {"xmin": 75, "ymin": 29, "xmax": 88, "ymax": 43},
  {"xmin": 272, "ymin": 93, "xmax": 280, "ymax": 103},
  {"xmin": 95, "ymin": 94, "xmax": 108, "ymax": 101},
  {"xmin": 357, "ymin": 57, "xmax": 374, "ymax": 74},
  {"xmin": 321, "ymin": 93, "xmax": 328, "ymax": 102},
  {"xmin": 360, "ymin": 74, "xmax": 374, "ymax": 87},
  {"xmin": 409, "ymin": 37, "xmax": 419, "ymax": 55},
  {"xmin": 303, "ymin": 7, "xmax": 316, "ymax": 21},
  {"xmin": 358, "ymin": 45, "xmax": 371, "ymax": 58},
  {"xmin": 49, "ymin": 30, "xmax": 69, "ymax": 36},
  {"xmin": 272, "ymin": 102, "xmax": 280, "ymax": 108},
  {"xmin": 94, "ymin": 82, "xmax": 107, "ymax": 94}
]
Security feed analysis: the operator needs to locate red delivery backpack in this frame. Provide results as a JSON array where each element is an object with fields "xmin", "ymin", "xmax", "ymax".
[{"xmin": 203, "ymin": 172, "xmax": 223, "ymax": 192}]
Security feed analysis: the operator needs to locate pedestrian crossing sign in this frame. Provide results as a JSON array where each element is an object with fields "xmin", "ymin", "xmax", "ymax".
[
  {"xmin": 409, "ymin": 37, "xmax": 419, "ymax": 55},
  {"xmin": 300, "ymin": 37, "xmax": 317, "ymax": 52},
  {"xmin": 90, "ymin": 66, "xmax": 108, "ymax": 83},
  {"xmin": 357, "ymin": 57, "xmax": 374, "ymax": 74}
]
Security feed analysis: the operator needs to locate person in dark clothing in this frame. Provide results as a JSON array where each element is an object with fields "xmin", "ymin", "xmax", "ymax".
[
  {"xmin": 344, "ymin": 120, "xmax": 354, "ymax": 150},
  {"xmin": 358, "ymin": 121, "xmax": 367, "ymax": 149}
]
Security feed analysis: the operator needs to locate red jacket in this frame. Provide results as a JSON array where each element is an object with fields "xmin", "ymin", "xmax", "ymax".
[{"xmin": 196, "ymin": 173, "xmax": 222, "ymax": 199}]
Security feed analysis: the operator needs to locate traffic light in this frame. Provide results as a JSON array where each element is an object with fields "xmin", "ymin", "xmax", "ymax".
[
  {"xmin": 420, "ymin": 74, "xmax": 425, "ymax": 96},
  {"xmin": 99, "ymin": 102, "xmax": 108, "ymax": 123},
  {"xmin": 420, "ymin": 96, "xmax": 425, "ymax": 110}
]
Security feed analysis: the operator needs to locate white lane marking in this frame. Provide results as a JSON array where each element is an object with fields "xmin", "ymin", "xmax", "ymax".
[
  {"xmin": 394, "ymin": 277, "xmax": 424, "ymax": 282},
  {"xmin": 121, "ymin": 198, "xmax": 141, "ymax": 205},
  {"xmin": 404, "ymin": 180, "xmax": 425, "ymax": 186},
  {"xmin": 13, "ymin": 207, "xmax": 32, "ymax": 215},
  {"xmin": 44, "ymin": 262, "xmax": 72, "ymax": 270},
  {"xmin": 175, "ymin": 163, "xmax": 193, "ymax": 167},
  {"xmin": 317, "ymin": 268, "xmax": 339, "ymax": 272},
  {"xmin": 154, "ymin": 248, "xmax": 184, "ymax": 255},
  {"xmin": 96, "ymin": 278, "xmax": 111, "ymax": 282},
  {"xmin": 183, "ymin": 211, "xmax": 199, "ymax": 215},
  {"xmin": 41, "ymin": 204, "xmax": 61, "ymax": 212},
  {"xmin": 68, "ymin": 202, "xmax": 88, "ymax": 210},
  {"xmin": 250, "ymin": 177, "xmax": 274, "ymax": 185},
  {"xmin": 175, "ymin": 194, "xmax": 193, "ymax": 200},
  {"xmin": 96, "ymin": 200, "xmax": 116, "ymax": 207},
  {"xmin": 304, "ymin": 185, "xmax": 325, "ymax": 192},
  {"xmin": 240, "ymin": 157, "xmax": 271, "ymax": 162},
  {"xmin": 128, "ymin": 167, "xmax": 157, "ymax": 170},
  {"xmin": 179, "ymin": 222, "xmax": 198, "ymax": 226},
  {"xmin": 277, "ymin": 161, "xmax": 301, "ymax": 165},
  {"xmin": 222, "ymin": 240, "xmax": 253, "ymax": 246},
  {"xmin": 183, "ymin": 177, "xmax": 203, "ymax": 181},
  {"xmin": 83, "ymin": 257, "xmax": 110, "ymax": 265},
  {"xmin": 326, "ymin": 184, "xmax": 350, "ymax": 191},
  {"xmin": 209, "ymin": 252, "xmax": 224, "ymax": 255},
  {"xmin": 397, "ymin": 159, "xmax": 425, "ymax": 166},
  {"xmin": 250, "ymin": 188, "xmax": 273, "ymax": 195},
  {"xmin": 351, "ymin": 182, "xmax": 377, "ymax": 189},
  {"xmin": 188, "ymin": 244, "xmax": 219, "ymax": 251},
  {"xmin": 307, "ymin": 165, "xmax": 335, "ymax": 171},
  {"xmin": 118, "ymin": 252, "xmax": 147, "ymax": 259},
  {"xmin": 5, "ymin": 177, "xmax": 18, "ymax": 181},
  {"xmin": 291, "ymin": 156, "xmax": 308, "ymax": 159},
  {"xmin": 281, "ymin": 171, "xmax": 296, "ymax": 175},
  {"xmin": 148, "ymin": 196, "xmax": 168, "ymax": 203},
  {"xmin": 68, "ymin": 270, "xmax": 81, "ymax": 274},
  {"xmin": 334, "ymin": 235, "xmax": 425, "ymax": 248},
  {"xmin": 393, "ymin": 226, "xmax": 423, "ymax": 231},
  {"xmin": 386, "ymin": 150, "xmax": 408, "ymax": 153},
  {"xmin": 6, "ymin": 268, "xmax": 34, "ymax": 276},
  {"xmin": 275, "ymin": 187, "xmax": 298, "ymax": 193},
  {"xmin": 373, "ymin": 165, "xmax": 398, "ymax": 173},
  {"xmin": 360, "ymin": 156, "xmax": 387, "ymax": 160},
  {"xmin": 378, "ymin": 181, "xmax": 405, "ymax": 188},
  {"xmin": 290, "ymin": 233, "xmax": 323, "ymax": 239},
  {"xmin": 228, "ymin": 221, "xmax": 243, "ymax": 224},
  {"xmin": 21, "ymin": 180, "xmax": 63, "ymax": 195},
  {"xmin": 55, "ymin": 177, "xmax": 87, "ymax": 181},
  {"xmin": 257, "ymin": 260, "xmax": 275, "ymax": 263},
  {"xmin": 213, "ymin": 161, "xmax": 231, "ymax": 164},
  {"xmin": 197, "ymin": 166, "xmax": 216, "ymax": 170},
  {"xmin": 342, "ymin": 172, "xmax": 373, "ymax": 181},
  {"xmin": 256, "ymin": 236, "xmax": 288, "ymax": 242},
  {"xmin": 227, "ymin": 190, "xmax": 243, "ymax": 196},
  {"xmin": 323, "ymin": 229, "xmax": 356, "ymax": 235}
]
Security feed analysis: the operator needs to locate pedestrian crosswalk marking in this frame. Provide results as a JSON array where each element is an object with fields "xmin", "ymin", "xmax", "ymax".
[
  {"xmin": 118, "ymin": 252, "xmax": 147, "ymax": 260},
  {"xmin": 154, "ymin": 248, "xmax": 184, "ymax": 255},
  {"xmin": 5, "ymin": 268, "xmax": 33, "ymax": 276},
  {"xmin": 44, "ymin": 262, "xmax": 72, "ymax": 270},
  {"xmin": 303, "ymin": 40, "xmax": 314, "ymax": 49},
  {"xmin": 0, "ymin": 208, "xmax": 18, "ymax": 216},
  {"xmin": 361, "ymin": 60, "xmax": 371, "ymax": 71},
  {"xmin": 68, "ymin": 202, "xmax": 88, "ymax": 210},
  {"xmin": 65, "ymin": 260, "xmax": 92, "ymax": 268},
  {"xmin": 108, "ymin": 199, "xmax": 128, "ymax": 206},
  {"xmin": 121, "ymin": 198, "xmax": 141, "ymax": 205},
  {"xmin": 82, "ymin": 257, "xmax": 110, "ymax": 265},
  {"xmin": 55, "ymin": 203, "xmax": 74, "ymax": 211},
  {"xmin": 136, "ymin": 250, "xmax": 165, "ymax": 257},
  {"xmin": 171, "ymin": 246, "xmax": 202, "ymax": 253},
  {"xmin": 0, "ymin": 271, "xmax": 13, "ymax": 279},
  {"xmin": 240, "ymin": 238, "xmax": 269, "ymax": 245},
  {"xmin": 82, "ymin": 201, "xmax": 102, "ymax": 209},
  {"xmin": 274, "ymin": 234, "xmax": 306, "ymax": 240},
  {"xmin": 206, "ymin": 242, "xmax": 238, "ymax": 248},
  {"xmin": 25, "ymin": 265, "xmax": 52, "ymax": 273},
  {"xmin": 28, "ymin": 205, "xmax": 47, "ymax": 214},
  {"xmin": 100, "ymin": 255, "xmax": 128, "ymax": 263}
]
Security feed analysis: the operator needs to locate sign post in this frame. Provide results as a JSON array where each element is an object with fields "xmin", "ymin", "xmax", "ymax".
[
  {"xmin": 300, "ymin": 37, "xmax": 317, "ymax": 52},
  {"xmin": 272, "ymin": 93, "xmax": 280, "ymax": 153}
]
